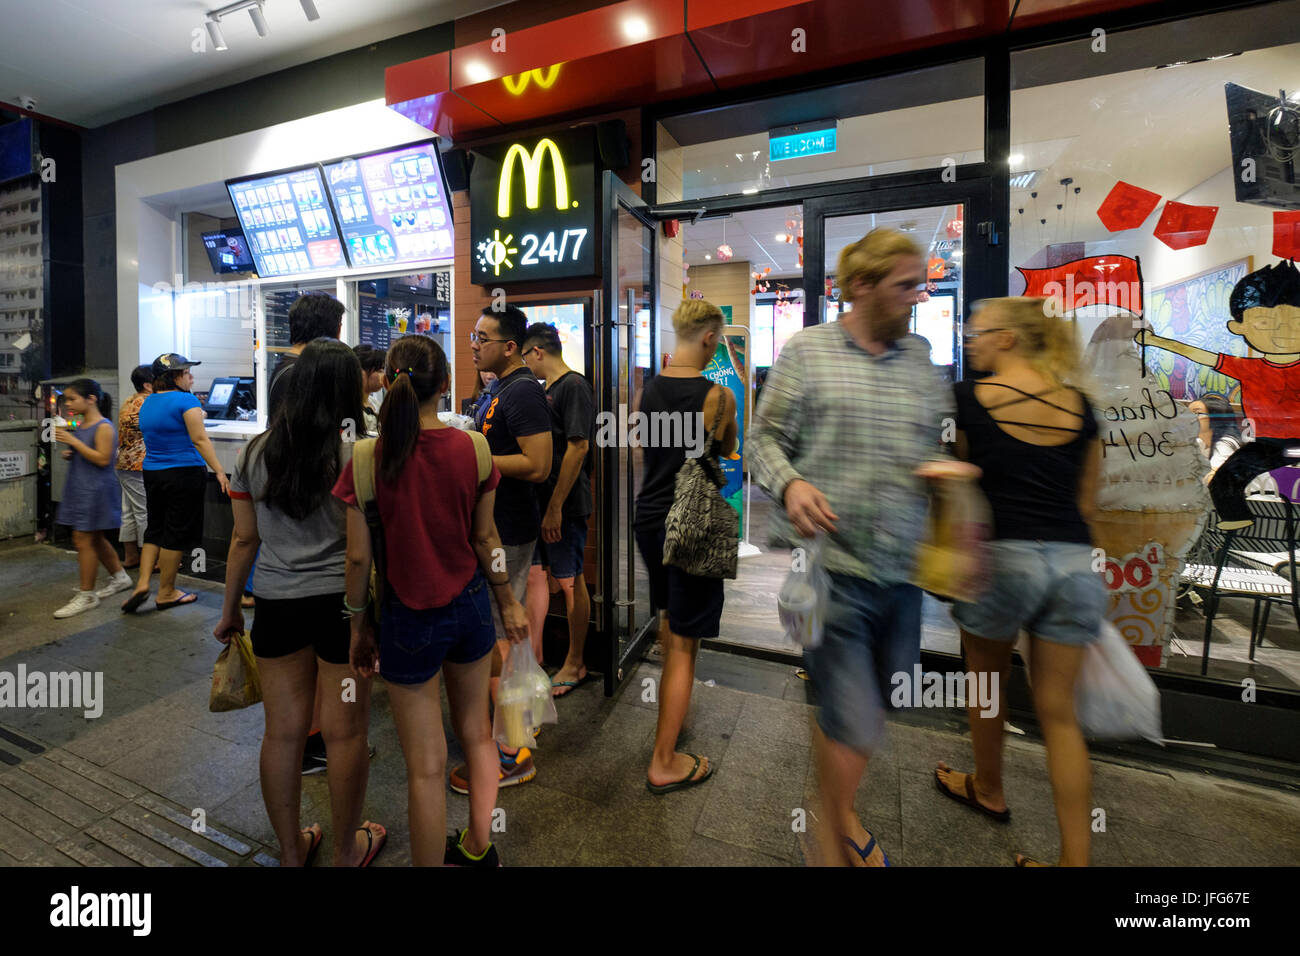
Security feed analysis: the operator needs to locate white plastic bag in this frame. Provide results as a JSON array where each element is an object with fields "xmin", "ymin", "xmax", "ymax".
[
  {"xmin": 437, "ymin": 411, "xmax": 477, "ymax": 431},
  {"xmin": 493, "ymin": 641, "xmax": 558, "ymax": 748},
  {"xmin": 1075, "ymin": 621, "xmax": 1163, "ymax": 743},
  {"xmin": 778, "ymin": 536, "xmax": 830, "ymax": 649}
]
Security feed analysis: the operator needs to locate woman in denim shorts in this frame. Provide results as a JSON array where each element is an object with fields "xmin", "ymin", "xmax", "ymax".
[
  {"xmin": 334, "ymin": 336, "xmax": 530, "ymax": 867},
  {"xmin": 934, "ymin": 298, "xmax": 1106, "ymax": 867}
]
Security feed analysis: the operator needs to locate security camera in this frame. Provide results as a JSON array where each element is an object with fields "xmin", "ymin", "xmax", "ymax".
[{"xmin": 16, "ymin": 95, "xmax": 36, "ymax": 111}]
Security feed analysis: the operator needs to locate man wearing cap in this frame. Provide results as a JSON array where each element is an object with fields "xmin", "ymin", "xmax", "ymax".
[{"xmin": 121, "ymin": 353, "xmax": 229, "ymax": 613}]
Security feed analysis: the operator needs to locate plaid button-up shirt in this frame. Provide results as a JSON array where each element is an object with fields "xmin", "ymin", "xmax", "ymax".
[{"xmin": 751, "ymin": 322, "xmax": 955, "ymax": 585}]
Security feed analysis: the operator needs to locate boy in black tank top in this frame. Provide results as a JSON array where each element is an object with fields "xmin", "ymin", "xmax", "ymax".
[{"xmin": 635, "ymin": 301, "xmax": 737, "ymax": 795}]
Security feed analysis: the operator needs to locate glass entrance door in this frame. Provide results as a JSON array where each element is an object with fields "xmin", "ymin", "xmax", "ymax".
[
  {"xmin": 802, "ymin": 182, "xmax": 998, "ymax": 662},
  {"xmin": 596, "ymin": 172, "xmax": 657, "ymax": 694}
]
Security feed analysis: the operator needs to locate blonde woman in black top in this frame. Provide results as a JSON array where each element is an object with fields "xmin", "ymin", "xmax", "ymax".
[{"xmin": 934, "ymin": 297, "xmax": 1105, "ymax": 867}]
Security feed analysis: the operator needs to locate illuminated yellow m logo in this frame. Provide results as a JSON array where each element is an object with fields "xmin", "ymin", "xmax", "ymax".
[
  {"xmin": 502, "ymin": 64, "xmax": 562, "ymax": 95},
  {"xmin": 498, "ymin": 138, "xmax": 569, "ymax": 218}
]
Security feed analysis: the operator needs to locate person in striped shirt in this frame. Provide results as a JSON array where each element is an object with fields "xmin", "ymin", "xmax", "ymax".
[{"xmin": 752, "ymin": 228, "xmax": 953, "ymax": 867}]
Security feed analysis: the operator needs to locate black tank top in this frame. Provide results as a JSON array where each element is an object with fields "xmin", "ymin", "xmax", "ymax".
[
  {"xmin": 954, "ymin": 379, "xmax": 1099, "ymax": 544},
  {"xmin": 633, "ymin": 375, "xmax": 722, "ymax": 531}
]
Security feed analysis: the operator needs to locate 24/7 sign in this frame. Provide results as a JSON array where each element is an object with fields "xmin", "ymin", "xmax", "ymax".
[{"xmin": 470, "ymin": 128, "xmax": 598, "ymax": 285}]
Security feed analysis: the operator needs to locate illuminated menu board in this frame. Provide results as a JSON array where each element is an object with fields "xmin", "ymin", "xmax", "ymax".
[
  {"xmin": 323, "ymin": 141, "xmax": 453, "ymax": 268},
  {"xmin": 226, "ymin": 166, "xmax": 349, "ymax": 278}
]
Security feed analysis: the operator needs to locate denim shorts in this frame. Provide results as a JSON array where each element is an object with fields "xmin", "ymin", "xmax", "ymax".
[
  {"xmin": 533, "ymin": 515, "xmax": 589, "ymax": 579},
  {"xmin": 951, "ymin": 539, "xmax": 1106, "ymax": 646},
  {"xmin": 379, "ymin": 571, "xmax": 496, "ymax": 685},
  {"xmin": 803, "ymin": 574, "xmax": 921, "ymax": 755}
]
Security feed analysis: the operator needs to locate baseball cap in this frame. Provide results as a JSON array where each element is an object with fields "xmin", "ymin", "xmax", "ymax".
[{"xmin": 150, "ymin": 353, "xmax": 201, "ymax": 377}]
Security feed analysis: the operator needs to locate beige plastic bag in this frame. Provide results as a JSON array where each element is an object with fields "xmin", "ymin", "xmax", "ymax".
[
  {"xmin": 913, "ymin": 467, "xmax": 992, "ymax": 603},
  {"xmin": 209, "ymin": 631, "xmax": 263, "ymax": 712}
]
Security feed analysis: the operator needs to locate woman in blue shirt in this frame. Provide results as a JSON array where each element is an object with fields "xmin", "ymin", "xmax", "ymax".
[{"xmin": 121, "ymin": 353, "xmax": 229, "ymax": 612}]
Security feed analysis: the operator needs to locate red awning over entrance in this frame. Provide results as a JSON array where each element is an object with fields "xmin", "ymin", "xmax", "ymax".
[{"xmin": 386, "ymin": 0, "xmax": 1163, "ymax": 140}]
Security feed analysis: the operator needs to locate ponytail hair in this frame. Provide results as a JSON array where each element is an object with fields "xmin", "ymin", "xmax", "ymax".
[
  {"xmin": 984, "ymin": 297, "xmax": 1086, "ymax": 394},
  {"xmin": 377, "ymin": 335, "xmax": 450, "ymax": 485},
  {"xmin": 66, "ymin": 378, "xmax": 112, "ymax": 418}
]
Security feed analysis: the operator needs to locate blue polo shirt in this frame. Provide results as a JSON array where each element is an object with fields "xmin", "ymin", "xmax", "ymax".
[{"xmin": 139, "ymin": 391, "xmax": 205, "ymax": 470}]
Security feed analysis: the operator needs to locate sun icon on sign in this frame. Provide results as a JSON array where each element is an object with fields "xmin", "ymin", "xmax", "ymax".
[{"xmin": 476, "ymin": 229, "xmax": 518, "ymax": 276}]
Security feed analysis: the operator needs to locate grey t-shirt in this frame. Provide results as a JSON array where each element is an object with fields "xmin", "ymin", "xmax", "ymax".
[{"xmin": 230, "ymin": 440, "xmax": 347, "ymax": 599}]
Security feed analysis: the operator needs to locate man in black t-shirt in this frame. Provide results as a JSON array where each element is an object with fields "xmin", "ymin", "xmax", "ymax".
[
  {"xmin": 522, "ymin": 322, "xmax": 595, "ymax": 698},
  {"xmin": 268, "ymin": 292, "xmax": 344, "ymax": 421},
  {"xmin": 453, "ymin": 305, "xmax": 553, "ymax": 794}
]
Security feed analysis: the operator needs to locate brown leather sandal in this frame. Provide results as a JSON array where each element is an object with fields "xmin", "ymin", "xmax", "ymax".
[{"xmin": 934, "ymin": 764, "xmax": 1011, "ymax": 822}]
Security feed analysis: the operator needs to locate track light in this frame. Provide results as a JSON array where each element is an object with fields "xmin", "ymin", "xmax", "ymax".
[
  {"xmin": 204, "ymin": 0, "xmax": 318, "ymax": 48},
  {"xmin": 248, "ymin": 2, "xmax": 268, "ymax": 37},
  {"xmin": 205, "ymin": 18, "xmax": 228, "ymax": 50}
]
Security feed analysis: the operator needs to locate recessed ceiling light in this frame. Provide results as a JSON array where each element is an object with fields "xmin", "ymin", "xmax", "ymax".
[{"xmin": 622, "ymin": 16, "xmax": 649, "ymax": 41}]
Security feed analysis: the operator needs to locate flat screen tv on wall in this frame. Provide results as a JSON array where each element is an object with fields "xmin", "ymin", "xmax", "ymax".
[{"xmin": 1226, "ymin": 82, "xmax": 1300, "ymax": 210}]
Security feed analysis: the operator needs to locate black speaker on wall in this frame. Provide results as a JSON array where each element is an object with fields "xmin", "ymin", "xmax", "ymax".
[
  {"xmin": 596, "ymin": 120, "xmax": 629, "ymax": 170},
  {"xmin": 442, "ymin": 147, "xmax": 471, "ymax": 192}
]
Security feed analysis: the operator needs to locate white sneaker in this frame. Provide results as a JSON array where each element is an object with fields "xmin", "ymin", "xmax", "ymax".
[
  {"xmin": 54, "ymin": 591, "xmax": 101, "ymax": 619},
  {"xmin": 95, "ymin": 570, "xmax": 133, "ymax": 599}
]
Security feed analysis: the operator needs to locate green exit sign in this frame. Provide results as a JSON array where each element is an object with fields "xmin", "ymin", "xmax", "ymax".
[{"xmin": 769, "ymin": 121, "xmax": 837, "ymax": 162}]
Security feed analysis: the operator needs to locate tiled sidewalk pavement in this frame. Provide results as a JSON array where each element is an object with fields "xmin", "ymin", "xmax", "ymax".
[{"xmin": 2, "ymin": 542, "xmax": 1300, "ymax": 867}]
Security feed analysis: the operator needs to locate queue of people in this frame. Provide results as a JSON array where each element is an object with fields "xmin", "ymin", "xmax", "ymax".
[{"xmin": 48, "ymin": 227, "xmax": 1151, "ymax": 867}]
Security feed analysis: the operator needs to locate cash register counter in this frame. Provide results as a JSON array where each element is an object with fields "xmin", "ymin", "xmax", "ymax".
[{"xmin": 197, "ymin": 420, "xmax": 263, "ymax": 585}]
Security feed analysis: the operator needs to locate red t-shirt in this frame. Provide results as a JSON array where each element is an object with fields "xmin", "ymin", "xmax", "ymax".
[
  {"xmin": 1215, "ymin": 354, "xmax": 1300, "ymax": 439},
  {"xmin": 332, "ymin": 427, "xmax": 500, "ymax": 610}
]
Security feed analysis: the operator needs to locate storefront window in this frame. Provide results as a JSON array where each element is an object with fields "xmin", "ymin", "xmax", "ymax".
[
  {"xmin": 659, "ymin": 59, "xmax": 983, "ymax": 202},
  {"xmin": 1010, "ymin": 1, "xmax": 1300, "ymax": 687}
]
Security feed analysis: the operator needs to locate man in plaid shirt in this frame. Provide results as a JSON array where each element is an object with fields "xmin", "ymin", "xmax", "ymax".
[{"xmin": 752, "ymin": 228, "xmax": 953, "ymax": 867}]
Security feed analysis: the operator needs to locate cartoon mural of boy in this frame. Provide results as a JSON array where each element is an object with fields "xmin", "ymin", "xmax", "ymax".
[{"xmin": 1136, "ymin": 259, "xmax": 1300, "ymax": 529}]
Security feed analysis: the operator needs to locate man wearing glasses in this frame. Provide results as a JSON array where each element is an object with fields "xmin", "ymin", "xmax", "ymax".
[{"xmin": 451, "ymin": 305, "xmax": 554, "ymax": 793}]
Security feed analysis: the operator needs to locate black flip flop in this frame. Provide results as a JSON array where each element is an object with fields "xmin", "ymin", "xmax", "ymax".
[
  {"xmin": 156, "ymin": 591, "xmax": 198, "ymax": 611},
  {"xmin": 121, "ymin": 591, "xmax": 149, "ymax": 614},
  {"xmin": 646, "ymin": 753, "xmax": 713, "ymax": 795},
  {"xmin": 356, "ymin": 822, "xmax": 386, "ymax": 867},
  {"xmin": 934, "ymin": 766, "xmax": 1011, "ymax": 822},
  {"xmin": 302, "ymin": 824, "xmax": 323, "ymax": 867}
]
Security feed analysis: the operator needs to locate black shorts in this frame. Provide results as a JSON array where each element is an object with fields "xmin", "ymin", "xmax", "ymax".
[
  {"xmin": 634, "ymin": 523, "xmax": 724, "ymax": 638},
  {"xmin": 142, "ymin": 466, "xmax": 206, "ymax": 552},
  {"xmin": 250, "ymin": 591, "xmax": 350, "ymax": 664}
]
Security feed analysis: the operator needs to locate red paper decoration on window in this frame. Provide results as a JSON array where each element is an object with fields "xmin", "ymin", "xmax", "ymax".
[
  {"xmin": 1274, "ymin": 211, "xmax": 1300, "ymax": 260},
  {"xmin": 1097, "ymin": 181, "xmax": 1161, "ymax": 232},
  {"xmin": 1153, "ymin": 201, "xmax": 1218, "ymax": 250}
]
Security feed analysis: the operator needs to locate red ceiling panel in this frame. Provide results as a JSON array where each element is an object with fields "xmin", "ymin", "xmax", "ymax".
[
  {"xmin": 386, "ymin": 51, "xmax": 450, "ymax": 107},
  {"xmin": 688, "ymin": 0, "xmax": 1007, "ymax": 89},
  {"xmin": 453, "ymin": 39, "xmax": 714, "ymax": 130},
  {"xmin": 449, "ymin": 0, "xmax": 686, "ymax": 89},
  {"xmin": 385, "ymin": 0, "xmax": 1169, "ymax": 142}
]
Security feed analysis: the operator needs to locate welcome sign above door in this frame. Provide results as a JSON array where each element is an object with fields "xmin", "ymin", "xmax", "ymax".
[{"xmin": 470, "ymin": 128, "xmax": 598, "ymax": 285}]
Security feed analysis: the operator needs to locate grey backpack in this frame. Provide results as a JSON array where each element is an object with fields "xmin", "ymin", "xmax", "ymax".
[{"xmin": 662, "ymin": 386, "xmax": 739, "ymax": 579}]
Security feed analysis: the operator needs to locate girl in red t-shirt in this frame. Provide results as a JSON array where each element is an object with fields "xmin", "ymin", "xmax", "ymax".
[{"xmin": 334, "ymin": 335, "xmax": 529, "ymax": 867}]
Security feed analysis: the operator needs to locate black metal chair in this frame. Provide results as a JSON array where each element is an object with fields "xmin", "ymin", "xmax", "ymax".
[{"xmin": 1182, "ymin": 493, "xmax": 1300, "ymax": 675}]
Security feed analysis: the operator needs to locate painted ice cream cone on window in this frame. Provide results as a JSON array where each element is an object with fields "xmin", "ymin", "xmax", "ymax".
[{"xmin": 1085, "ymin": 313, "xmax": 1210, "ymax": 666}]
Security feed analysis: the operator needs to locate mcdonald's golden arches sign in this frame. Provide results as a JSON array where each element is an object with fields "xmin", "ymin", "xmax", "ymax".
[{"xmin": 470, "ymin": 127, "xmax": 598, "ymax": 285}]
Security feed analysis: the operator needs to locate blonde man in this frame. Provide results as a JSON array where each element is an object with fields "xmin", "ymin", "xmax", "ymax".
[
  {"xmin": 634, "ymin": 299, "xmax": 737, "ymax": 793},
  {"xmin": 751, "ymin": 229, "xmax": 953, "ymax": 865}
]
